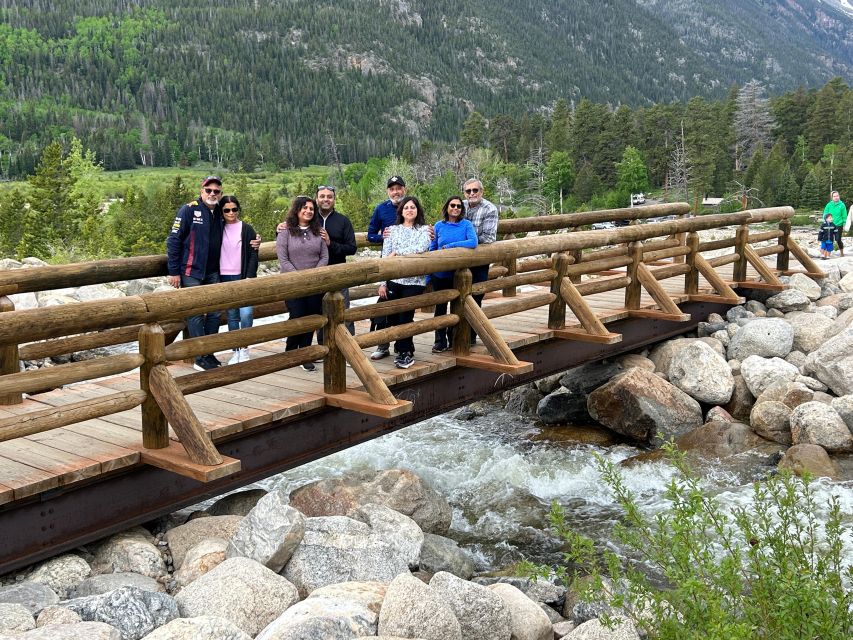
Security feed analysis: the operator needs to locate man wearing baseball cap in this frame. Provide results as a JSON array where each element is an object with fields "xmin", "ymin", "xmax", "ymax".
[
  {"xmin": 166, "ymin": 176, "xmax": 226, "ymax": 370},
  {"xmin": 366, "ymin": 175, "xmax": 407, "ymax": 359}
]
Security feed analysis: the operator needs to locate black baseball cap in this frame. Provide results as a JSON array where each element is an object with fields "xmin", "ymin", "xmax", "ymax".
[
  {"xmin": 387, "ymin": 176, "xmax": 406, "ymax": 188},
  {"xmin": 201, "ymin": 175, "xmax": 222, "ymax": 187}
]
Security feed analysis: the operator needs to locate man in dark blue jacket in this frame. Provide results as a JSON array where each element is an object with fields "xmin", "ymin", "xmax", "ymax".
[
  {"xmin": 366, "ymin": 176, "xmax": 406, "ymax": 359},
  {"xmin": 166, "ymin": 176, "xmax": 225, "ymax": 371}
]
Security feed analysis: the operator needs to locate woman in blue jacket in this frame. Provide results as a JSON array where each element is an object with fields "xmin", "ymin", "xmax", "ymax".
[{"xmin": 429, "ymin": 195, "xmax": 478, "ymax": 353}]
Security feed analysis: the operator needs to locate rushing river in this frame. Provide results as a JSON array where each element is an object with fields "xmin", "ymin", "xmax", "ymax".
[{"xmin": 249, "ymin": 398, "xmax": 853, "ymax": 573}]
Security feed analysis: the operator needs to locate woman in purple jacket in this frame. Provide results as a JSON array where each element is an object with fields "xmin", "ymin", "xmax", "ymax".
[
  {"xmin": 429, "ymin": 195, "xmax": 478, "ymax": 352},
  {"xmin": 276, "ymin": 196, "xmax": 329, "ymax": 371}
]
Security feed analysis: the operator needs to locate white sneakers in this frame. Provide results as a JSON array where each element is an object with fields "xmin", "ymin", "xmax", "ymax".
[{"xmin": 227, "ymin": 348, "xmax": 250, "ymax": 365}]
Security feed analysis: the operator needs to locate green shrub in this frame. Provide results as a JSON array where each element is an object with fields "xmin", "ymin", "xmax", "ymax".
[{"xmin": 524, "ymin": 444, "xmax": 853, "ymax": 640}]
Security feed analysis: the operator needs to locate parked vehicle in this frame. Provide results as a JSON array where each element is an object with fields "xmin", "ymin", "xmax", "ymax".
[{"xmin": 631, "ymin": 193, "xmax": 646, "ymax": 205}]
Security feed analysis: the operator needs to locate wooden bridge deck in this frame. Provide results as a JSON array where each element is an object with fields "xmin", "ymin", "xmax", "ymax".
[{"xmin": 0, "ymin": 262, "xmax": 771, "ymax": 505}]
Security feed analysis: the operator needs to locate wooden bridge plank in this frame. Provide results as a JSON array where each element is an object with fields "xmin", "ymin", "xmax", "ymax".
[
  {"xmin": 0, "ymin": 454, "xmax": 61, "ymax": 499},
  {"xmin": 28, "ymin": 427, "xmax": 140, "ymax": 474},
  {"xmin": 0, "ymin": 439, "xmax": 101, "ymax": 486}
]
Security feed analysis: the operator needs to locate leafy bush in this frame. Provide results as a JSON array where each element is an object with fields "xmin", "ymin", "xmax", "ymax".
[{"xmin": 525, "ymin": 444, "xmax": 853, "ymax": 640}]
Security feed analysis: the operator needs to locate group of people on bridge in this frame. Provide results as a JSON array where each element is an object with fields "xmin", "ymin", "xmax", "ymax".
[{"xmin": 166, "ymin": 175, "xmax": 498, "ymax": 372}]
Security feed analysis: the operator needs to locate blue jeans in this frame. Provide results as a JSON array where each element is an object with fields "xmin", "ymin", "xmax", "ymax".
[
  {"xmin": 181, "ymin": 273, "xmax": 221, "ymax": 340},
  {"xmin": 219, "ymin": 274, "xmax": 254, "ymax": 331}
]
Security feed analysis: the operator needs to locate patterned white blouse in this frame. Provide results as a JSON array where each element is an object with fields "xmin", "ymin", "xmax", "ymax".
[{"xmin": 381, "ymin": 224, "xmax": 432, "ymax": 286}]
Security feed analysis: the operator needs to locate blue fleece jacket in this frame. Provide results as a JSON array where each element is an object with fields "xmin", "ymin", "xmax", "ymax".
[
  {"xmin": 430, "ymin": 219, "xmax": 478, "ymax": 279},
  {"xmin": 367, "ymin": 200, "xmax": 399, "ymax": 243}
]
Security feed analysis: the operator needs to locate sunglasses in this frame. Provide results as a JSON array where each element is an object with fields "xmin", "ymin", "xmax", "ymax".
[
  {"xmin": 317, "ymin": 185, "xmax": 336, "ymax": 193},
  {"xmin": 448, "ymin": 203, "xmax": 463, "ymax": 209},
  {"xmin": 464, "ymin": 188, "xmax": 480, "ymax": 194},
  {"xmin": 203, "ymin": 187, "xmax": 221, "ymax": 195},
  {"xmin": 222, "ymin": 207, "xmax": 239, "ymax": 213}
]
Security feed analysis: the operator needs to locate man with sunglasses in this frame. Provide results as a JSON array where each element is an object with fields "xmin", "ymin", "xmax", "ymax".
[
  {"xmin": 166, "ymin": 176, "xmax": 227, "ymax": 370},
  {"xmin": 462, "ymin": 178, "xmax": 498, "ymax": 343}
]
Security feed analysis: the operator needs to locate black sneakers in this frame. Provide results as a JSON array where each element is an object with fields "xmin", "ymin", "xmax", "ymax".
[{"xmin": 193, "ymin": 355, "xmax": 221, "ymax": 371}]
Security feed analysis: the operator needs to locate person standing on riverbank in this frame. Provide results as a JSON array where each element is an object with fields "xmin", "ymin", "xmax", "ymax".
[
  {"xmin": 367, "ymin": 176, "xmax": 407, "ymax": 360},
  {"xmin": 219, "ymin": 195, "xmax": 259, "ymax": 364},
  {"xmin": 823, "ymin": 190, "xmax": 847, "ymax": 256}
]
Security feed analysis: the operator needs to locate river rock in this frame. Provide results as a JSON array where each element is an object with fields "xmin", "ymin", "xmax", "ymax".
[
  {"xmin": 9, "ymin": 291, "xmax": 38, "ymax": 311},
  {"xmin": 504, "ymin": 385, "xmax": 543, "ymax": 415},
  {"xmin": 309, "ymin": 581, "xmax": 386, "ymax": 614},
  {"xmin": 175, "ymin": 557, "xmax": 298, "ymax": 637},
  {"xmin": 0, "ymin": 603, "xmax": 35, "ymax": 633},
  {"xmin": 767, "ymin": 308, "xmax": 784, "ymax": 317},
  {"xmin": 710, "ymin": 329, "xmax": 730, "ymax": 347},
  {"xmin": 140, "ymin": 616, "xmax": 251, "ymax": 640},
  {"xmin": 825, "ymin": 308, "xmax": 853, "ymax": 339},
  {"xmin": 726, "ymin": 318, "xmax": 794, "ymax": 360},
  {"xmin": 816, "ymin": 305, "xmax": 838, "ymax": 319},
  {"xmin": 282, "ymin": 515, "xmax": 411, "ymax": 597},
  {"xmin": 226, "ymin": 491, "xmax": 305, "ymax": 572},
  {"xmin": 745, "ymin": 300, "xmax": 767, "ymax": 314},
  {"xmin": 790, "ymin": 402, "xmax": 853, "ymax": 452},
  {"xmin": 91, "ymin": 528, "xmax": 166, "ymax": 578},
  {"xmin": 288, "ymin": 469, "xmax": 451, "ymax": 534},
  {"xmin": 796, "ymin": 375, "xmax": 827, "ymax": 392},
  {"xmin": 208, "ymin": 489, "xmax": 267, "ymax": 517},
  {"xmin": 488, "ymin": 583, "xmax": 552, "ymax": 640},
  {"xmin": 788, "ymin": 273, "xmax": 822, "ymax": 300},
  {"xmin": 613, "ymin": 353, "xmax": 655, "ymax": 371},
  {"xmin": 24, "ymin": 555, "xmax": 91, "ymax": 599},
  {"xmin": 2, "ymin": 622, "xmax": 122, "ymax": 639},
  {"xmin": 785, "ymin": 312, "xmax": 832, "ymax": 354},
  {"xmin": 740, "ymin": 356, "xmax": 800, "ymax": 398},
  {"xmin": 839, "ymin": 271, "xmax": 853, "ymax": 292},
  {"xmin": 766, "ymin": 289, "xmax": 810, "ymax": 312},
  {"xmin": 750, "ymin": 401, "xmax": 793, "ymax": 444},
  {"xmin": 559, "ymin": 361, "xmax": 626, "ymax": 394},
  {"xmin": 676, "ymin": 420, "xmax": 767, "ymax": 458},
  {"xmin": 537, "ymin": 388, "xmax": 591, "ymax": 424},
  {"xmin": 722, "ymin": 375, "xmax": 754, "ymax": 421},
  {"xmin": 72, "ymin": 573, "xmax": 164, "ymax": 598},
  {"xmin": 472, "ymin": 577, "xmax": 566, "ymax": 608},
  {"xmin": 785, "ymin": 350, "xmax": 807, "ymax": 371},
  {"xmin": 418, "ymin": 533, "xmax": 475, "ymax": 579},
  {"xmin": 831, "ymin": 394, "xmax": 853, "ymax": 431},
  {"xmin": 63, "ymin": 586, "xmax": 178, "ymax": 640},
  {"xmin": 174, "ymin": 539, "xmax": 227, "ymax": 588},
  {"xmin": 648, "ymin": 338, "xmax": 725, "ymax": 377},
  {"xmin": 430, "ymin": 572, "xmax": 511, "ymax": 639},
  {"xmin": 669, "ymin": 340, "xmax": 734, "ymax": 404},
  {"xmin": 377, "ymin": 573, "xmax": 461, "ymax": 640},
  {"xmin": 726, "ymin": 306, "xmax": 750, "ymax": 321},
  {"xmin": 587, "ymin": 368, "xmax": 703, "ymax": 445},
  {"xmin": 349, "ymin": 503, "xmax": 424, "ymax": 568},
  {"xmin": 0, "ymin": 583, "xmax": 58, "ymax": 616},
  {"xmin": 125, "ymin": 280, "xmax": 163, "ymax": 298},
  {"xmin": 71, "ymin": 284, "xmax": 125, "ymax": 303},
  {"xmin": 565, "ymin": 617, "xmax": 640, "ymax": 640},
  {"xmin": 35, "ymin": 606, "xmax": 81, "ymax": 627},
  {"xmin": 256, "ymin": 595, "xmax": 377, "ymax": 640},
  {"xmin": 804, "ymin": 327, "xmax": 853, "ymax": 395},
  {"xmin": 165, "ymin": 516, "xmax": 242, "ymax": 570},
  {"xmin": 534, "ymin": 373, "xmax": 564, "ymax": 394},
  {"xmin": 778, "ymin": 444, "xmax": 842, "ymax": 479}
]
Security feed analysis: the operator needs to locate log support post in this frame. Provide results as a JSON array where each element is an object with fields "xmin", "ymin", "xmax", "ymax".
[
  {"xmin": 139, "ymin": 323, "xmax": 169, "ymax": 449},
  {"xmin": 624, "ymin": 241, "xmax": 643, "ymax": 310},
  {"xmin": 502, "ymin": 256, "xmax": 517, "ymax": 298},
  {"xmin": 0, "ymin": 296, "xmax": 21, "ymax": 405},
  {"xmin": 733, "ymin": 223, "xmax": 749, "ymax": 283},
  {"xmin": 777, "ymin": 219, "xmax": 791, "ymax": 272},
  {"xmin": 451, "ymin": 269, "xmax": 473, "ymax": 357},
  {"xmin": 548, "ymin": 253, "xmax": 571, "ymax": 329},
  {"xmin": 322, "ymin": 292, "xmax": 346, "ymax": 395},
  {"xmin": 685, "ymin": 231, "xmax": 700, "ymax": 296}
]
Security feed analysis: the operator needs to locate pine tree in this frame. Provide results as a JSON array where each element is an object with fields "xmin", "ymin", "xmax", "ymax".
[
  {"xmin": 543, "ymin": 151, "xmax": 574, "ymax": 213},
  {"xmin": 545, "ymin": 99, "xmax": 572, "ymax": 155},
  {"xmin": 799, "ymin": 169, "xmax": 822, "ymax": 209},
  {"xmin": 460, "ymin": 111, "xmax": 488, "ymax": 148},
  {"xmin": 616, "ymin": 146, "xmax": 650, "ymax": 200},
  {"xmin": 27, "ymin": 142, "xmax": 71, "ymax": 247}
]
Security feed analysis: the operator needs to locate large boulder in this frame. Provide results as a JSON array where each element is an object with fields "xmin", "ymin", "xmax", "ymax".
[
  {"xmin": 537, "ymin": 388, "xmax": 591, "ymax": 425},
  {"xmin": 175, "ymin": 557, "xmax": 298, "ymax": 637},
  {"xmin": 63, "ymin": 586, "xmax": 178, "ymax": 640},
  {"xmin": 740, "ymin": 356, "xmax": 800, "ymax": 398},
  {"xmin": 559, "ymin": 361, "xmax": 625, "ymax": 394},
  {"xmin": 2, "ymin": 622, "xmax": 121, "ymax": 639},
  {"xmin": 24, "ymin": 555, "xmax": 90, "ymax": 600},
  {"xmin": 377, "ymin": 573, "xmax": 461, "ymax": 640},
  {"xmin": 675, "ymin": 420, "xmax": 768, "ymax": 458},
  {"xmin": 429, "ymin": 572, "xmax": 511, "ymax": 639},
  {"xmin": 565, "ymin": 617, "xmax": 641, "ymax": 640},
  {"xmin": 165, "ymin": 516, "xmax": 243, "ymax": 570},
  {"xmin": 208, "ymin": 489, "xmax": 268, "ymax": 517},
  {"xmin": 0, "ymin": 603, "xmax": 35, "ymax": 633},
  {"xmin": 140, "ymin": 616, "xmax": 251, "ymax": 640},
  {"xmin": 750, "ymin": 401, "xmax": 793, "ymax": 445},
  {"xmin": 91, "ymin": 528, "xmax": 166, "ymax": 579},
  {"xmin": 35, "ymin": 606, "xmax": 81, "ymax": 627},
  {"xmin": 282, "ymin": 515, "xmax": 412, "ymax": 597},
  {"xmin": 727, "ymin": 318, "xmax": 794, "ymax": 361},
  {"xmin": 488, "ymin": 583, "xmax": 553, "ymax": 640},
  {"xmin": 785, "ymin": 312, "xmax": 832, "ymax": 354},
  {"xmin": 788, "ymin": 273, "xmax": 822, "ymax": 301},
  {"xmin": 471, "ymin": 577, "xmax": 566, "ymax": 609},
  {"xmin": 71, "ymin": 573, "xmax": 164, "ymax": 598},
  {"xmin": 790, "ymin": 402, "xmax": 853, "ymax": 452},
  {"xmin": 226, "ymin": 491, "xmax": 305, "ymax": 572},
  {"xmin": 587, "ymin": 368, "xmax": 703, "ymax": 445},
  {"xmin": 722, "ymin": 375, "xmax": 755, "ymax": 421},
  {"xmin": 503, "ymin": 385, "xmax": 544, "ymax": 415},
  {"xmin": 174, "ymin": 539, "xmax": 228, "ymax": 588},
  {"xmin": 0, "ymin": 583, "xmax": 58, "ymax": 616},
  {"xmin": 765, "ymin": 289, "xmax": 810, "ymax": 312},
  {"xmin": 668, "ymin": 341, "xmax": 734, "ymax": 404},
  {"xmin": 804, "ymin": 327, "xmax": 853, "ymax": 396},
  {"xmin": 824, "ymin": 307, "xmax": 853, "ymax": 340},
  {"xmin": 831, "ymin": 394, "xmax": 853, "ymax": 432},
  {"xmin": 418, "ymin": 533, "xmax": 475, "ymax": 580},
  {"xmin": 648, "ymin": 338, "xmax": 724, "ymax": 378},
  {"xmin": 288, "ymin": 469, "xmax": 451, "ymax": 535},
  {"xmin": 349, "ymin": 503, "xmax": 424, "ymax": 569},
  {"xmin": 778, "ymin": 444, "xmax": 842, "ymax": 479}
]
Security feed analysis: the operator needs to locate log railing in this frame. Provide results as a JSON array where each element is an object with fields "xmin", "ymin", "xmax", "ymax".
[{"xmin": 0, "ymin": 205, "xmax": 822, "ymax": 482}]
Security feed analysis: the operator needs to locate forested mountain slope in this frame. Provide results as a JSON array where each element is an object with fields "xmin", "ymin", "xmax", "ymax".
[{"xmin": 0, "ymin": 0, "xmax": 850, "ymax": 174}]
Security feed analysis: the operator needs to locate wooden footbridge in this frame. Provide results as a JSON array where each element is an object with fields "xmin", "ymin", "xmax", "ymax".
[{"xmin": 0, "ymin": 204, "xmax": 822, "ymax": 573}]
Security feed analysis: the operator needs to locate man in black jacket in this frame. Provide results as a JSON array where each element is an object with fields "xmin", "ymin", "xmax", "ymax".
[{"xmin": 316, "ymin": 185, "xmax": 357, "ymax": 337}]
